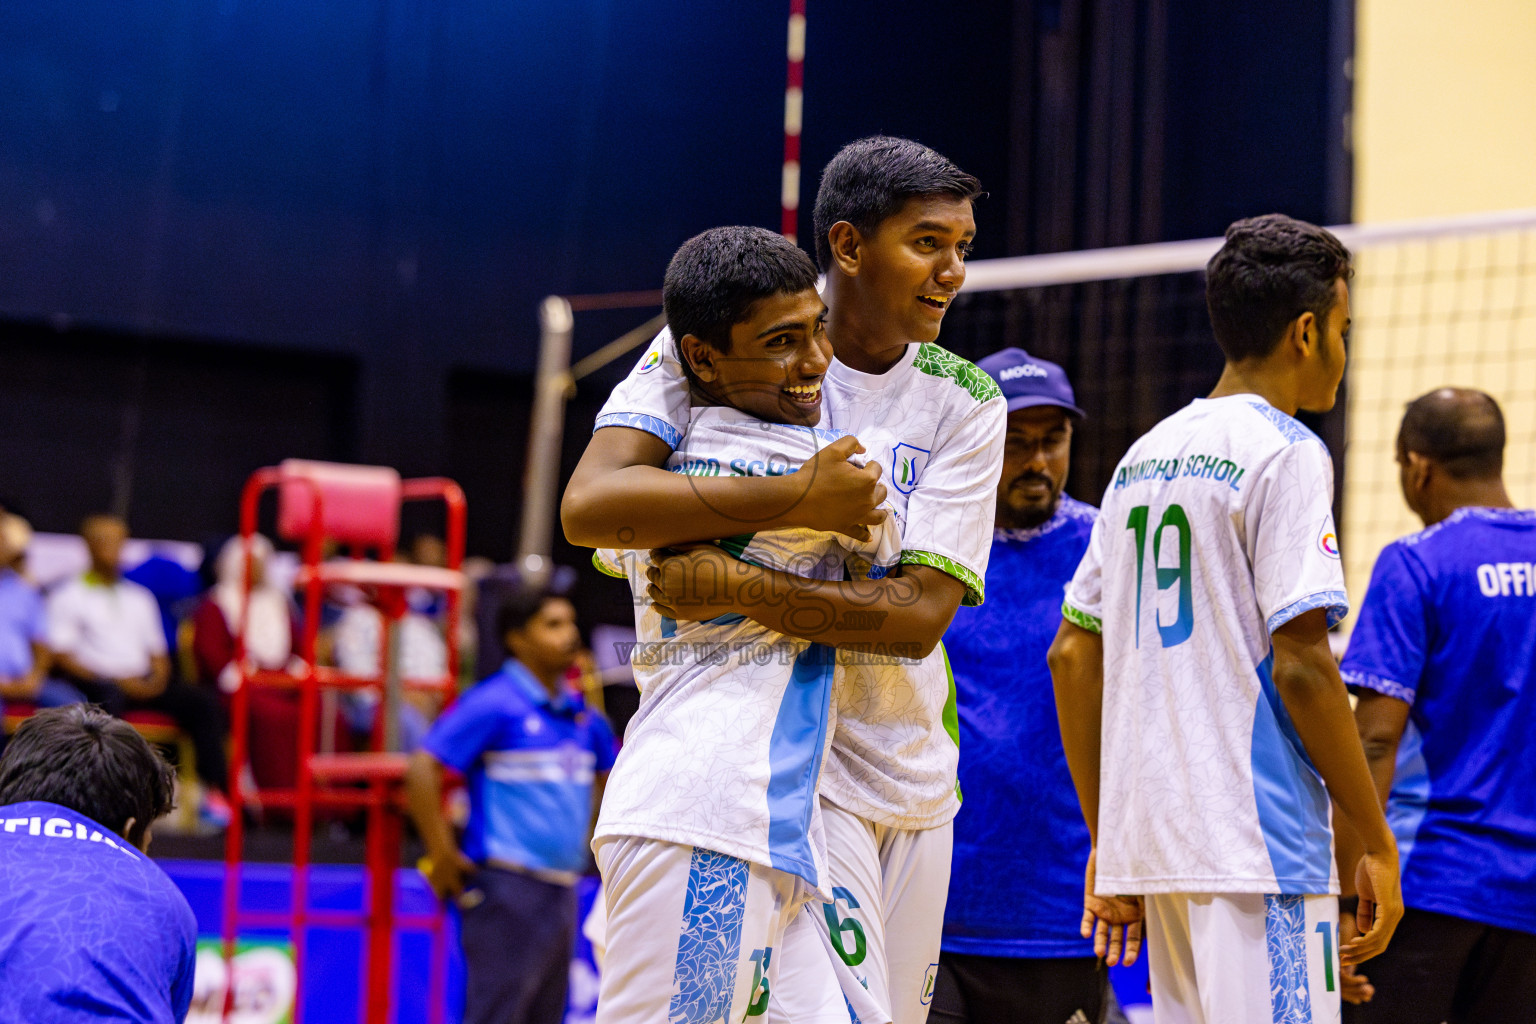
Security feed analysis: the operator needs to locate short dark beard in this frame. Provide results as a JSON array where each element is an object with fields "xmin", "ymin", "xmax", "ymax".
[{"xmin": 996, "ymin": 495, "xmax": 1059, "ymax": 531}]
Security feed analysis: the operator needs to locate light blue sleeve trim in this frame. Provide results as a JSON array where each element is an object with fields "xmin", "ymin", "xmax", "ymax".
[
  {"xmin": 1245, "ymin": 399, "xmax": 1324, "ymax": 447},
  {"xmin": 1340, "ymin": 669, "xmax": 1416, "ymax": 704},
  {"xmin": 1266, "ymin": 589, "xmax": 1349, "ymax": 634},
  {"xmin": 594, "ymin": 411, "xmax": 683, "ymax": 450}
]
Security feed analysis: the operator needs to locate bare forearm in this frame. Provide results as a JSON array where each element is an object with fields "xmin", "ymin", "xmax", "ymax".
[
  {"xmin": 588, "ymin": 774, "xmax": 607, "ymax": 847},
  {"xmin": 0, "ymin": 676, "xmax": 37, "ymax": 700},
  {"xmin": 563, "ymin": 465, "xmax": 808, "ymax": 549},
  {"xmin": 1049, "ymin": 622, "xmax": 1105, "ymax": 843},
  {"xmin": 22, "ymin": 644, "xmax": 49, "ymax": 695},
  {"xmin": 404, "ymin": 753, "xmax": 459, "ymax": 861},
  {"xmin": 52, "ymin": 651, "xmax": 101, "ymax": 683},
  {"xmin": 713, "ymin": 563, "xmax": 962, "ymax": 658},
  {"xmin": 1338, "ymin": 691, "xmax": 1410, "ymax": 895}
]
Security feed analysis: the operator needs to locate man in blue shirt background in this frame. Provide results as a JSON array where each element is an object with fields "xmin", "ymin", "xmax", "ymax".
[
  {"xmin": 0, "ymin": 703, "xmax": 197, "ymax": 1023},
  {"xmin": 932, "ymin": 349, "xmax": 1117, "ymax": 1024},
  {"xmin": 405, "ymin": 587, "xmax": 616, "ymax": 1024},
  {"xmin": 0, "ymin": 513, "xmax": 50, "ymax": 728},
  {"xmin": 1339, "ymin": 388, "xmax": 1536, "ymax": 1024}
]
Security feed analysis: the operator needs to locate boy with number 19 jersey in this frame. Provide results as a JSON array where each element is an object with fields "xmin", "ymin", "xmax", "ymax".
[{"xmin": 1064, "ymin": 394, "xmax": 1349, "ymax": 1021}]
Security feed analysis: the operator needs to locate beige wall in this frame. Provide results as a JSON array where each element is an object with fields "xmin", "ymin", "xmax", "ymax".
[
  {"xmin": 1342, "ymin": 3, "xmax": 1536, "ymax": 628},
  {"xmin": 1355, "ymin": 0, "xmax": 1536, "ymax": 223}
]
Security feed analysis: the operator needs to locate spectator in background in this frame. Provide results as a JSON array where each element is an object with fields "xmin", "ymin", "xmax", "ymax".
[
  {"xmin": 332, "ymin": 579, "xmax": 447, "ymax": 751},
  {"xmin": 405, "ymin": 588, "xmax": 615, "ymax": 1024},
  {"xmin": 933, "ymin": 349, "xmax": 1120, "ymax": 1024},
  {"xmin": 0, "ymin": 704, "xmax": 196, "ymax": 1023},
  {"xmin": 0, "ymin": 514, "xmax": 49, "ymax": 719},
  {"xmin": 46, "ymin": 514, "xmax": 232, "ymax": 828},
  {"xmin": 192, "ymin": 534, "xmax": 316, "ymax": 790}
]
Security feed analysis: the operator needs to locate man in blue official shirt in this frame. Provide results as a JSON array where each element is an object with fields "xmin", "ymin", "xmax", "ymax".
[
  {"xmin": 932, "ymin": 348, "xmax": 1112, "ymax": 1024},
  {"xmin": 0, "ymin": 703, "xmax": 197, "ymax": 1023},
  {"xmin": 1339, "ymin": 388, "xmax": 1536, "ymax": 1024},
  {"xmin": 405, "ymin": 587, "xmax": 616, "ymax": 1024}
]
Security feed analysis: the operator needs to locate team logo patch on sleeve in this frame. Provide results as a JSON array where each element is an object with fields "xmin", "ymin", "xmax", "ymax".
[
  {"xmin": 638, "ymin": 348, "xmax": 663, "ymax": 373},
  {"xmin": 890, "ymin": 443, "xmax": 931, "ymax": 495},
  {"xmin": 1318, "ymin": 521, "xmax": 1340, "ymax": 558}
]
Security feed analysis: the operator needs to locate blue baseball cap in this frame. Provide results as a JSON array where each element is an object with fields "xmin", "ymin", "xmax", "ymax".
[{"xmin": 976, "ymin": 347, "xmax": 1085, "ymax": 419}]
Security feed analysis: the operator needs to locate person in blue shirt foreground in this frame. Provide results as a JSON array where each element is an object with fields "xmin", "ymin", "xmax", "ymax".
[
  {"xmin": 931, "ymin": 348, "xmax": 1124, "ymax": 1024},
  {"xmin": 405, "ymin": 587, "xmax": 617, "ymax": 1024},
  {"xmin": 1338, "ymin": 388, "xmax": 1536, "ymax": 1023},
  {"xmin": 0, "ymin": 703, "xmax": 197, "ymax": 1024}
]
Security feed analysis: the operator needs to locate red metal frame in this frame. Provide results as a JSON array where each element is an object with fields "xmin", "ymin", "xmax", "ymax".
[{"xmin": 223, "ymin": 466, "xmax": 467, "ymax": 1024}]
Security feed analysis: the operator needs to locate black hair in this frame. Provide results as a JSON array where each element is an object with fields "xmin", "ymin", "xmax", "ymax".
[
  {"xmin": 496, "ymin": 587, "xmax": 565, "ymax": 652},
  {"xmin": 811, "ymin": 136, "xmax": 983, "ymax": 272},
  {"xmin": 0, "ymin": 704, "xmax": 175, "ymax": 847},
  {"xmin": 663, "ymin": 226, "xmax": 820, "ymax": 391},
  {"xmin": 1398, "ymin": 388, "xmax": 1506, "ymax": 479},
  {"xmin": 1205, "ymin": 214, "xmax": 1353, "ymax": 362}
]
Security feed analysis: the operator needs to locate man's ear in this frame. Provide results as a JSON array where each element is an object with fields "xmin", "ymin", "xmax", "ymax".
[
  {"xmin": 678, "ymin": 334, "xmax": 719, "ymax": 383},
  {"xmin": 1405, "ymin": 450, "xmax": 1434, "ymax": 493},
  {"xmin": 120, "ymin": 816, "xmax": 151, "ymax": 853},
  {"xmin": 1287, "ymin": 310, "xmax": 1318, "ymax": 358},
  {"xmin": 827, "ymin": 221, "xmax": 862, "ymax": 277}
]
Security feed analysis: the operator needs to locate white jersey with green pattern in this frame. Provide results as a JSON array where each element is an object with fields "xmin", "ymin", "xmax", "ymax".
[
  {"xmin": 593, "ymin": 405, "xmax": 902, "ymax": 895},
  {"xmin": 595, "ymin": 330, "xmax": 1006, "ymax": 829},
  {"xmin": 1063, "ymin": 395, "xmax": 1348, "ymax": 895}
]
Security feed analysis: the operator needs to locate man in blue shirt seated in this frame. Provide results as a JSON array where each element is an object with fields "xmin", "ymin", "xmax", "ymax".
[
  {"xmin": 405, "ymin": 587, "xmax": 617, "ymax": 1024},
  {"xmin": 932, "ymin": 348, "xmax": 1120, "ymax": 1024},
  {"xmin": 0, "ymin": 703, "xmax": 197, "ymax": 1023},
  {"xmin": 0, "ymin": 513, "xmax": 51, "ymax": 726},
  {"xmin": 1339, "ymin": 388, "xmax": 1536, "ymax": 1024}
]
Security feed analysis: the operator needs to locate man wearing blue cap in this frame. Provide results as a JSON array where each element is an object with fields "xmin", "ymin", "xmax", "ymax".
[{"xmin": 931, "ymin": 348, "xmax": 1113, "ymax": 1024}]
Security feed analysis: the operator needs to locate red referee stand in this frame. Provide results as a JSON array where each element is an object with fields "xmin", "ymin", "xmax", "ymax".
[{"xmin": 222, "ymin": 460, "xmax": 467, "ymax": 1024}]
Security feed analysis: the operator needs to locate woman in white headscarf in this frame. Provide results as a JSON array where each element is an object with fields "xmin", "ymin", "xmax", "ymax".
[
  {"xmin": 191, "ymin": 534, "xmax": 308, "ymax": 789},
  {"xmin": 195, "ymin": 535, "xmax": 294, "ymax": 686}
]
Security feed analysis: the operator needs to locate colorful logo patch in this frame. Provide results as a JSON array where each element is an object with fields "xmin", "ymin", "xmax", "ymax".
[
  {"xmin": 920, "ymin": 963, "xmax": 938, "ymax": 1006},
  {"xmin": 1318, "ymin": 522, "xmax": 1340, "ymax": 558},
  {"xmin": 890, "ymin": 442, "xmax": 931, "ymax": 495},
  {"xmin": 638, "ymin": 348, "xmax": 663, "ymax": 373}
]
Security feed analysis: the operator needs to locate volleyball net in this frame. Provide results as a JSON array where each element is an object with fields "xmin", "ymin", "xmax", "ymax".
[
  {"xmin": 937, "ymin": 208, "xmax": 1536, "ymax": 624},
  {"xmin": 534, "ymin": 209, "xmax": 1536, "ymax": 618}
]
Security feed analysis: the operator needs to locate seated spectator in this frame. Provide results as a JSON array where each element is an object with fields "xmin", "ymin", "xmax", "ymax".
[
  {"xmin": 0, "ymin": 514, "xmax": 49, "ymax": 721},
  {"xmin": 45, "ymin": 514, "xmax": 232, "ymax": 828},
  {"xmin": 193, "ymin": 533, "xmax": 324, "ymax": 791},
  {"xmin": 332, "ymin": 582, "xmax": 447, "ymax": 751},
  {"xmin": 0, "ymin": 704, "xmax": 196, "ymax": 1022}
]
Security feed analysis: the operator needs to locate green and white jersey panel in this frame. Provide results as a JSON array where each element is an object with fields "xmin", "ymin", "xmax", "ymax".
[
  {"xmin": 1064, "ymin": 395, "xmax": 1348, "ymax": 895},
  {"xmin": 815, "ymin": 342, "xmax": 1004, "ymax": 830}
]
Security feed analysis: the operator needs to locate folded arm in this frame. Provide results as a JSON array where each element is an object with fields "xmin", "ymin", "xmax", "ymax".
[{"xmin": 647, "ymin": 548, "xmax": 964, "ymax": 659}]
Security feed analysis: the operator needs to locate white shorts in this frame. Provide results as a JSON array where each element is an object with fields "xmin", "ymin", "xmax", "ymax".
[
  {"xmin": 1145, "ymin": 892, "xmax": 1342, "ymax": 1024},
  {"xmin": 777, "ymin": 799, "xmax": 950, "ymax": 1024},
  {"xmin": 594, "ymin": 836, "xmax": 848, "ymax": 1024}
]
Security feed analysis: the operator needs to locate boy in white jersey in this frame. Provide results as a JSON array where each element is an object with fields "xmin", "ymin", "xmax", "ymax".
[
  {"xmin": 592, "ymin": 226, "xmax": 895, "ymax": 1024},
  {"xmin": 1048, "ymin": 214, "xmax": 1403, "ymax": 1024},
  {"xmin": 564, "ymin": 138, "xmax": 1005, "ymax": 1024}
]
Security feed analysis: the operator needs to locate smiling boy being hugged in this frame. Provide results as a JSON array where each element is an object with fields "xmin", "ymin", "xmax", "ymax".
[{"xmin": 591, "ymin": 226, "xmax": 901, "ymax": 1024}]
